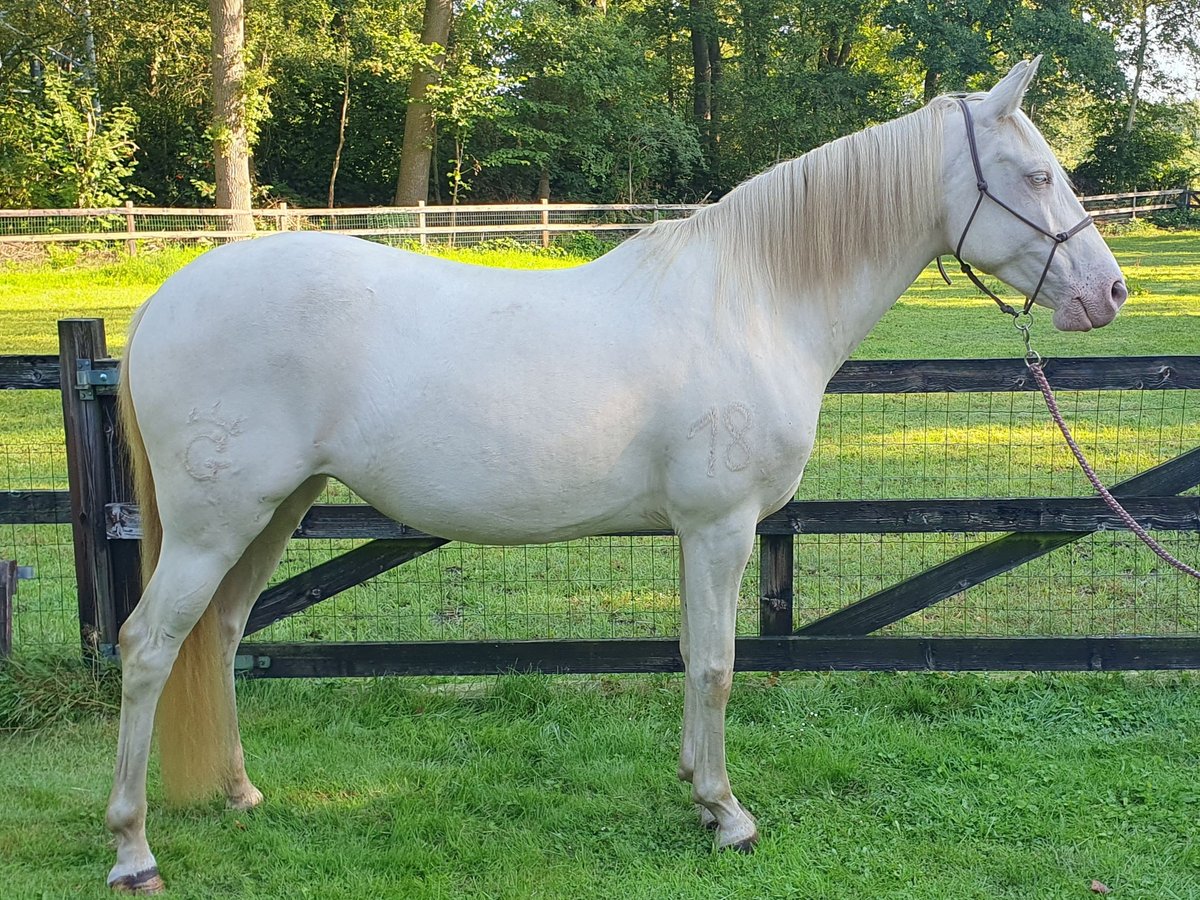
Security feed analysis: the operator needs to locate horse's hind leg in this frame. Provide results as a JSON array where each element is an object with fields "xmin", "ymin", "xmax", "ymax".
[
  {"xmin": 210, "ymin": 475, "xmax": 328, "ymax": 810},
  {"xmin": 106, "ymin": 473, "xmax": 320, "ymax": 893},
  {"xmin": 106, "ymin": 538, "xmax": 247, "ymax": 892}
]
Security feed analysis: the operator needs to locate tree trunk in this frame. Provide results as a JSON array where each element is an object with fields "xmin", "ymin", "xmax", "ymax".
[
  {"xmin": 923, "ymin": 67, "xmax": 939, "ymax": 103},
  {"xmin": 1125, "ymin": 6, "xmax": 1149, "ymax": 134},
  {"xmin": 708, "ymin": 32, "xmax": 721, "ymax": 184},
  {"xmin": 537, "ymin": 167, "xmax": 550, "ymax": 202},
  {"xmin": 691, "ymin": 0, "xmax": 711, "ymax": 129},
  {"xmin": 691, "ymin": 0, "xmax": 713, "ymax": 183},
  {"xmin": 209, "ymin": 0, "xmax": 253, "ymax": 233},
  {"xmin": 328, "ymin": 60, "xmax": 351, "ymax": 208},
  {"xmin": 665, "ymin": 1, "xmax": 675, "ymax": 108},
  {"xmin": 394, "ymin": 0, "xmax": 453, "ymax": 206}
]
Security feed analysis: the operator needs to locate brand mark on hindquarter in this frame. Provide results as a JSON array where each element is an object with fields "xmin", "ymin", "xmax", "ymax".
[
  {"xmin": 184, "ymin": 404, "xmax": 246, "ymax": 481},
  {"xmin": 688, "ymin": 402, "xmax": 754, "ymax": 477}
]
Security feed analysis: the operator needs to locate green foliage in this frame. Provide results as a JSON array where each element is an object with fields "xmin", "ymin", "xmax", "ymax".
[
  {"xmin": 553, "ymin": 230, "xmax": 620, "ymax": 258},
  {"xmin": 0, "ymin": 68, "xmax": 141, "ymax": 208},
  {"xmin": 1152, "ymin": 207, "xmax": 1200, "ymax": 230},
  {"xmin": 0, "ymin": 0, "xmax": 1193, "ymax": 206},
  {"xmin": 495, "ymin": 0, "xmax": 702, "ymax": 201},
  {"xmin": 718, "ymin": 0, "xmax": 908, "ymax": 190},
  {"xmin": 1076, "ymin": 105, "xmax": 1200, "ymax": 192}
]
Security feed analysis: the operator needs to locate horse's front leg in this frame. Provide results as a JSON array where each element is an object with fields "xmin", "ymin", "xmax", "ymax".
[{"xmin": 678, "ymin": 516, "xmax": 758, "ymax": 851}]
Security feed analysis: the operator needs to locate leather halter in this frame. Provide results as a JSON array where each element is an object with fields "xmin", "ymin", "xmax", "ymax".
[{"xmin": 938, "ymin": 97, "xmax": 1095, "ymax": 318}]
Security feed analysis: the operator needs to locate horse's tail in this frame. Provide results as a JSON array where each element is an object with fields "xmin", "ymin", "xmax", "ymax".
[{"xmin": 119, "ymin": 306, "xmax": 234, "ymax": 806}]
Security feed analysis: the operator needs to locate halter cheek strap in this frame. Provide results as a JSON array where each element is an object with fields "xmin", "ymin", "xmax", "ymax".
[{"xmin": 941, "ymin": 97, "xmax": 1095, "ymax": 317}]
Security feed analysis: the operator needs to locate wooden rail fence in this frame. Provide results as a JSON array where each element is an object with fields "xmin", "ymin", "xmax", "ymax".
[
  {"xmin": 1, "ymin": 320, "xmax": 1198, "ymax": 673},
  {"xmin": 0, "ymin": 189, "xmax": 1193, "ymax": 252}
]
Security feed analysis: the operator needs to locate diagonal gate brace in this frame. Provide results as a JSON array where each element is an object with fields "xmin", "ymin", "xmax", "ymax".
[
  {"xmin": 243, "ymin": 537, "xmax": 448, "ymax": 636},
  {"xmin": 799, "ymin": 446, "xmax": 1200, "ymax": 636}
]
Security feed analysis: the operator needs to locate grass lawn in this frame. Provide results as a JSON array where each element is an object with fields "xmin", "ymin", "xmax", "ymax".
[
  {"xmin": 1, "ymin": 228, "xmax": 1199, "ymax": 897},
  {"xmin": 4, "ymin": 666, "xmax": 1200, "ymax": 898}
]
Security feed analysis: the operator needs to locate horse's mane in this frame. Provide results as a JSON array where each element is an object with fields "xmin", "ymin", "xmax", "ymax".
[{"xmin": 634, "ymin": 98, "xmax": 954, "ymax": 311}]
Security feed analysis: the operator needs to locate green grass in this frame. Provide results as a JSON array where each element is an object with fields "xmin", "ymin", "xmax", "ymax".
[
  {"xmin": 2, "ymin": 232, "xmax": 1200, "ymax": 896},
  {"xmin": 4, "ymin": 667, "xmax": 1200, "ymax": 898}
]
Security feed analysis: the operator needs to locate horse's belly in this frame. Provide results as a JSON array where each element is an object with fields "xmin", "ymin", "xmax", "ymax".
[
  {"xmin": 334, "ymin": 446, "xmax": 666, "ymax": 545},
  {"xmin": 323, "ymin": 388, "xmax": 671, "ymax": 544}
]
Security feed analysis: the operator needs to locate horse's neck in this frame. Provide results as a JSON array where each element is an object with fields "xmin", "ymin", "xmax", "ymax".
[
  {"xmin": 788, "ymin": 229, "xmax": 944, "ymax": 377},
  {"xmin": 605, "ymin": 184, "xmax": 943, "ymax": 377}
]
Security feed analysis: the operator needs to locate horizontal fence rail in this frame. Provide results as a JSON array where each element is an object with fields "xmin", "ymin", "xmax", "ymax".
[
  {"xmin": 0, "ymin": 189, "xmax": 1193, "ymax": 250},
  {"xmin": 2, "ymin": 331, "xmax": 1199, "ymax": 674}
]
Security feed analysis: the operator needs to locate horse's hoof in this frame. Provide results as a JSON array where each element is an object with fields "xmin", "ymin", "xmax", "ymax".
[
  {"xmin": 109, "ymin": 867, "xmax": 165, "ymax": 894},
  {"xmin": 711, "ymin": 801, "xmax": 757, "ymax": 852},
  {"xmin": 725, "ymin": 835, "xmax": 758, "ymax": 854},
  {"xmin": 227, "ymin": 784, "xmax": 264, "ymax": 811}
]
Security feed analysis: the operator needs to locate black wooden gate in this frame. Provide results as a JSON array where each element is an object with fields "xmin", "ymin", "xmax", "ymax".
[{"xmin": 3, "ymin": 318, "xmax": 1199, "ymax": 674}]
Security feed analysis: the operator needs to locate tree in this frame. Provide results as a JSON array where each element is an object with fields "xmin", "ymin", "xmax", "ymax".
[
  {"xmin": 1095, "ymin": 0, "xmax": 1200, "ymax": 133},
  {"xmin": 0, "ymin": 66, "xmax": 140, "ymax": 208},
  {"xmin": 880, "ymin": 0, "xmax": 1017, "ymax": 99},
  {"xmin": 495, "ymin": 0, "xmax": 701, "ymax": 202},
  {"xmin": 209, "ymin": 0, "xmax": 252, "ymax": 225},
  {"xmin": 394, "ymin": 0, "xmax": 453, "ymax": 205},
  {"xmin": 689, "ymin": 0, "xmax": 721, "ymax": 185}
]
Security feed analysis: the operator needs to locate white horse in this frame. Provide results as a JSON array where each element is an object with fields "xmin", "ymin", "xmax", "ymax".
[{"xmin": 106, "ymin": 58, "xmax": 1125, "ymax": 891}]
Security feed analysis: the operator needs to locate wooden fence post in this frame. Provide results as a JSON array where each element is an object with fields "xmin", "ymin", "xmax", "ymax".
[
  {"xmin": 418, "ymin": 200, "xmax": 427, "ymax": 247},
  {"xmin": 99, "ymin": 375, "xmax": 143, "ymax": 632},
  {"xmin": 124, "ymin": 201, "xmax": 137, "ymax": 256},
  {"xmin": 59, "ymin": 318, "xmax": 123, "ymax": 659},
  {"xmin": 759, "ymin": 534, "xmax": 794, "ymax": 635},
  {"xmin": 0, "ymin": 559, "xmax": 14, "ymax": 658},
  {"xmin": 540, "ymin": 197, "xmax": 550, "ymax": 249}
]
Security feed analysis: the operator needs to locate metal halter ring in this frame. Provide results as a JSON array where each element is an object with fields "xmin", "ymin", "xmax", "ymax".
[{"xmin": 1013, "ymin": 312, "xmax": 1040, "ymax": 365}]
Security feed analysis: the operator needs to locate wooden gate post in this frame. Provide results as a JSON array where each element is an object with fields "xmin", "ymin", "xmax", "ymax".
[
  {"xmin": 0, "ymin": 559, "xmax": 14, "ymax": 658},
  {"xmin": 100, "ymin": 373, "xmax": 143, "ymax": 632},
  {"xmin": 758, "ymin": 534, "xmax": 794, "ymax": 635},
  {"xmin": 59, "ymin": 318, "xmax": 124, "ymax": 659}
]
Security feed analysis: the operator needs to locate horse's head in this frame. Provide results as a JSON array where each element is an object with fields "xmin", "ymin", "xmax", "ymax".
[{"xmin": 940, "ymin": 58, "xmax": 1126, "ymax": 331}]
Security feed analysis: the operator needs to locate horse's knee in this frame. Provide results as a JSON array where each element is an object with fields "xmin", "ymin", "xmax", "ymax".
[{"xmin": 690, "ymin": 663, "xmax": 733, "ymax": 702}]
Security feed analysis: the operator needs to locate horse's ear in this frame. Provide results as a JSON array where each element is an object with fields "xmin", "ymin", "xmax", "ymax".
[{"xmin": 978, "ymin": 56, "xmax": 1042, "ymax": 120}]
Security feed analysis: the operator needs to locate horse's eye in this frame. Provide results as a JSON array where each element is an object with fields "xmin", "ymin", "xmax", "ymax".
[{"xmin": 1028, "ymin": 171, "xmax": 1052, "ymax": 187}]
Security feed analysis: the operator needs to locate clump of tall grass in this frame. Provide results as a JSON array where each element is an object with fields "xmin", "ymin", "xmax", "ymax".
[{"xmin": 0, "ymin": 653, "xmax": 121, "ymax": 732}]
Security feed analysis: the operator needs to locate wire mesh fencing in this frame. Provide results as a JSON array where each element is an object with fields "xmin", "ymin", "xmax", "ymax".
[
  {"xmin": 0, "ymin": 203, "xmax": 698, "ymax": 251},
  {"xmin": 243, "ymin": 385, "xmax": 1199, "ymax": 648},
  {"xmin": 0, "ymin": 389, "xmax": 76, "ymax": 652},
  {"xmin": 1, "ymin": 190, "xmax": 1184, "ymax": 252},
  {"xmin": 3, "ymin": 373, "xmax": 1198, "ymax": 656}
]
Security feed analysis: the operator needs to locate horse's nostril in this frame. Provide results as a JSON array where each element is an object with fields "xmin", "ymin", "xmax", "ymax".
[{"xmin": 1111, "ymin": 280, "xmax": 1128, "ymax": 306}]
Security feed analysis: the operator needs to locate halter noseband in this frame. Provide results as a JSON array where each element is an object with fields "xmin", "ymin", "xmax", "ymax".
[{"xmin": 938, "ymin": 97, "xmax": 1095, "ymax": 318}]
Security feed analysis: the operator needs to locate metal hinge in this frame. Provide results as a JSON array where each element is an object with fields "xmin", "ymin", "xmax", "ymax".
[
  {"xmin": 95, "ymin": 645, "xmax": 271, "ymax": 674},
  {"xmin": 75, "ymin": 359, "xmax": 120, "ymax": 400},
  {"xmin": 235, "ymin": 654, "xmax": 272, "ymax": 674}
]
